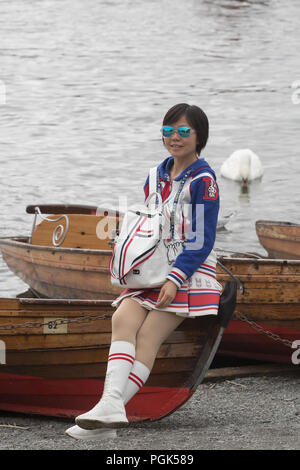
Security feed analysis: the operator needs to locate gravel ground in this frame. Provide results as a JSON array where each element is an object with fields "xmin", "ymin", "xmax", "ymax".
[{"xmin": 0, "ymin": 374, "xmax": 299, "ymax": 451}]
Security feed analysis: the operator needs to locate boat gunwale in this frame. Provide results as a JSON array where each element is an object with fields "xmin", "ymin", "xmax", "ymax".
[
  {"xmin": 256, "ymin": 219, "xmax": 300, "ymax": 228},
  {"xmin": 217, "ymin": 255, "xmax": 300, "ymax": 266},
  {"xmin": 0, "ymin": 236, "xmax": 111, "ymax": 256},
  {"xmin": 1, "ymin": 235, "xmax": 300, "ymax": 266}
]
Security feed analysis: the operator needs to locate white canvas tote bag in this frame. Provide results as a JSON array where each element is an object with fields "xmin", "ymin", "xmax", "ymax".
[{"xmin": 109, "ymin": 167, "xmax": 174, "ymax": 288}]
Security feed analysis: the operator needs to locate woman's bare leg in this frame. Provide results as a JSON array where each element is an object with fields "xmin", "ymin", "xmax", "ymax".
[
  {"xmin": 75, "ymin": 298, "xmax": 148, "ymax": 429},
  {"xmin": 135, "ymin": 309, "xmax": 185, "ymax": 370},
  {"xmin": 111, "ymin": 298, "xmax": 148, "ymax": 345}
]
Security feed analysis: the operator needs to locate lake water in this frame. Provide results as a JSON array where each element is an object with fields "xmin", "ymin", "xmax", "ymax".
[{"xmin": 0, "ymin": 0, "xmax": 299, "ymax": 296}]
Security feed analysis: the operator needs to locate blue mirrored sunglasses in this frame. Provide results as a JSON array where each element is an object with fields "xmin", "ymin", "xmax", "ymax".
[{"xmin": 161, "ymin": 126, "xmax": 196, "ymax": 138}]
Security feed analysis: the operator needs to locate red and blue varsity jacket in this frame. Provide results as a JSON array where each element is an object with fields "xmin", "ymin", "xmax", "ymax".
[{"xmin": 143, "ymin": 156, "xmax": 220, "ymax": 288}]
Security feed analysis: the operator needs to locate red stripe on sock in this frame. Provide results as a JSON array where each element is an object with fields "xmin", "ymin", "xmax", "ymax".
[
  {"xmin": 109, "ymin": 352, "xmax": 135, "ymax": 360},
  {"xmin": 108, "ymin": 356, "xmax": 134, "ymax": 365},
  {"xmin": 129, "ymin": 375, "xmax": 143, "ymax": 389},
  {"xmin": 129, "ymin": 372, "xmax": 144, "ymax": 387}
]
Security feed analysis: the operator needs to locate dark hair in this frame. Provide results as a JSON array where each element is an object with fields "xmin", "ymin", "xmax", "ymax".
[{"xmin": 162, "ymin": 103, "xmax": 209, "ymax": 155}]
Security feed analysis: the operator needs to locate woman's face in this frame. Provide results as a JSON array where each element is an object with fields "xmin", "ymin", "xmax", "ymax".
[{"xmin": 163, "ymin": 115, "xmax": 198, "ymax": 162}]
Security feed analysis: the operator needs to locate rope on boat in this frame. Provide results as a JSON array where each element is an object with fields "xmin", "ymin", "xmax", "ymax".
[
  {"xmin": 217, "ymin": 259, "xmax": 244, "ymax": 294},
  {"xmin": 216, "ymin": 247, "xmax": 266, "ymax": 295},
  {"xmin": 217, "ymin": 257, "xmax": 294, "ymax": 349},
  {"xmin": 234, "ymin": 310, "xmax": 294, "ymax": 348},
  {"xmin": 0, "ymin": 306, "xmax": 294, "ymax": 350},
  {"xmin": 0, "ymin": 313, "xmax": 112, "ymax": 331}
]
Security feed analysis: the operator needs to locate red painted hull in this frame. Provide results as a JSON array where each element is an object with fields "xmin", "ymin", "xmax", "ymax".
[
  {"xmin": 0, "ymin": 371, "xmax": 192, "ymax": 421},
  {"xmin": 0, "ymin": 296, "xmax": 230, "ymax": 421},
  {"xmin": 0, "ymin": 320, "xmax": 298, "ymax": 420},
  {"xmin": 219, "ymin": 320, "xmax": 299, "ymax": 364}
]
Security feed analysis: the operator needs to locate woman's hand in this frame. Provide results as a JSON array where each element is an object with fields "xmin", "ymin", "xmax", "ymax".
[{"xmin": 156, "ymin": 280, "xmax": 178, "ymax": 309}]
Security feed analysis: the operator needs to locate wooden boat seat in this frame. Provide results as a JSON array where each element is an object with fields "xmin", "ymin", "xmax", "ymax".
[{"xmin": 31, "ymin": 214, "xmax": 119, "ymax": 250}]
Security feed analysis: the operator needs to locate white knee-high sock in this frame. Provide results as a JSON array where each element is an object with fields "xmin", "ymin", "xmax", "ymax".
[
  {"xmin": 66, "ymin": 360, "xmax": 150, "ymax": 439},
  {"xmin": 75, "ymin": 340, "xmax": 135, "ymax": 430},
  {"xmin": 101, "ymin": 340, "xmax": 135, "ymax": 401},
  {"xmin": 124, "ymin": 360, "xmax": 151, "ymax": 405}
]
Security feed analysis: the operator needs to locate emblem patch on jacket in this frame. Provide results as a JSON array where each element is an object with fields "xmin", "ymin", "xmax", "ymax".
[{"xmin": 202, "ymin": 177, "xmax": 219, "ymax": 201}]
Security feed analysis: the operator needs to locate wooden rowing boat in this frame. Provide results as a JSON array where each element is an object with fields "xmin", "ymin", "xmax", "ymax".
[
  {"xmin": 0, "ymin": 206, "xmax": 299, "ymax": 367},
  {"xmin": 0, "ymin": 284, "xmax": 235, "ymax": 420},
  {"xmin": 216, "ymin": 254, "xmax": 300, "ymax": 364},
  {"xmin": 256, "ymin": 220, "xmax": 300, "ymax": 259},
  {"xmin": 0, "ymin": 211, "xmax": 122, "ymax": 300}
]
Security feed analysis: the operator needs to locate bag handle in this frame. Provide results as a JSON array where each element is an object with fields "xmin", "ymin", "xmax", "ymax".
[
  {"xmin": 149, "ymin": 166, "xmax": 158, "ymax": 195},
  {"xmin": 145, "ymin": 191, "xmax": 163, "ymax": 213},
  {"xmin": 148, "ymin": 166, "xmax": 215, "ymax": 238},
  {"xmin": 148, "ymin": 166, "xmax": 162, "ymax": 209}
]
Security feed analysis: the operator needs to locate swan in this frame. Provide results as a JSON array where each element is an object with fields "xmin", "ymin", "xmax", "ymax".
[
  {"xmin": 220, "ymin": 149, "xmax": 263, "ymax": 188},
  {"xmin": 217, "ymin": 210, "xmax": 236, "ymax": 231}
]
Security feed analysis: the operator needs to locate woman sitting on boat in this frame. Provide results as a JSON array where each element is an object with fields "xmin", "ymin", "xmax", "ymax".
[{"xmin": 71, "ymin": 103, "xmax": 222, "ymax": 434}]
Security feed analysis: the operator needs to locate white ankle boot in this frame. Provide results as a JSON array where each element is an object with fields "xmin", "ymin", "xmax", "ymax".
[
  {"xmin": 65, "ymin": 425, "xmax": 117, "ymax": 441},
  {"xmin": 75, "ymin": 341, "xmax": 135, "ymax": 430},
  {"xmin": 67, "ymin": 360, "xmax": 150, "ymax": 439}
]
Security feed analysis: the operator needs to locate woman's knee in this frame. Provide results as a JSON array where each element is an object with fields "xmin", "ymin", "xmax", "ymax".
[
  {"xmin": 135, "ymin": 331, "xmax": 159, "ymax": 370},
  {"xmin": 111, "ymin": 299, "xmax": 148, "ymax": 341},
  {"xmin": 135, "ymin": 310, "xmax": 185, "ymax": 366},
  {"xmin": 135, "ymin": 327, "xmax": 161, "ymax": 359}
]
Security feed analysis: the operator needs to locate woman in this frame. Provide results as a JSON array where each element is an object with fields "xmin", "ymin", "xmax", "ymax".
[{"xmin": 66, "ymin": 103, "xmax": 221, "ymax": 438}]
